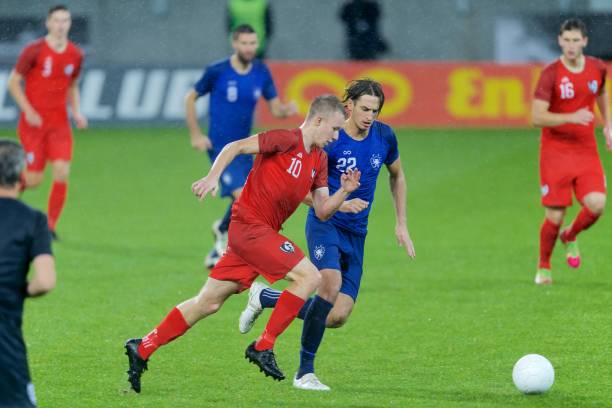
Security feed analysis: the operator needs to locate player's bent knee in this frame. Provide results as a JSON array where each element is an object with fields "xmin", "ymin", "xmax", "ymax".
[
  {"xmin": 25, "ymin": 172, "xmax": 44, "ymax": 187},
  {"xmin": 587, "ymin": 197, "xmax": 606, "ymax": 215},
  {"xmin": 327, "ymin": 314, "xmax": 348, "ymax": 328},
  {"xmin": 51, "ymin": 162, "xmax": 71, "ymax": 181}
]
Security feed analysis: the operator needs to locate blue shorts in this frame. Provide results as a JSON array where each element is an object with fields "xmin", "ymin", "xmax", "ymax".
[
  {"xmin": 305, "ymin": 213, "xmax": 366, "ymax": 302},
  {"xmin": 207, "ymin": 150, "xmax": 253, "ymax": 198}
]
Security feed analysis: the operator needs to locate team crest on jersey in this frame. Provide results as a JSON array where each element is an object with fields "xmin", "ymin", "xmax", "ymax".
[
  {"xmin": 254, "ymin": 88, "xmax": 261, "ymax": 100},
  {"xmin": 64, "ymin": 64, "xmax": 74, "ymax": 76},
  {"xmin": 588, "ymin": 80, "xmax": 599, "ymax": 94},
  {"xmin": 370, "ymin": 153, "xmax": 382, "ymax": 169},
  {"xmin": 313, "ymin": 245, "xmax": 325, "ymax": 260},
  {"xmin": 280, "ymin": 241, "xmax": 295, "ymax": 253},
  {"xmin": 26, "ymin": 152, "xmax": 35, "ymax": 164},
  {"xmin": 541, "ymin": 184, "xmax": 549, "ymax": 197},
  {"xmin": 311, "ymin": 169, "xmax": 316, "ymax": 178}
]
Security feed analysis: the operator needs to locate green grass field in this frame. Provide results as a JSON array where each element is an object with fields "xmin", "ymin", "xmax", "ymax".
[{"xmin": 18, "ymin": 127, "xmax": 612, "ymax": 407}]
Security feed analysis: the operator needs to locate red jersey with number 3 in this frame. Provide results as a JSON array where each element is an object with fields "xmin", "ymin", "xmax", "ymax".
[
  {"xmin": 14, "ymin": 38, "xmax": 83, "ymax": 124},
  {"xmin": 232, "ymin": 128, "xmax": 328, "ymax": 231},
  {"xmin": 534, "ymin": 57, "xmax": 606, "ymax": 152}
]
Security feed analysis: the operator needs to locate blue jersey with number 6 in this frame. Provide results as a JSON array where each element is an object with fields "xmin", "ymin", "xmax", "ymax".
[{"xmin": 308, "ymin": 120, "xmax": 399, "ymax": 236}]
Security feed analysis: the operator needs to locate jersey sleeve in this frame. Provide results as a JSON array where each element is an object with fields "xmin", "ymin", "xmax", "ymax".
[
  {"xmin": 194, "ymin": 64, "xmax": 219, "ymax": 97},
  {"xmin": 261, "ymin": 64, "xmax": 278, "ymax": 101},
  {"xmin": 72, "ymin": 48, "xmax": 84, "ymax": 80},
  {"xmin": 534, "ymin": 64, "xmax": 556, "ymax": 103},
  {"xmin": 14, "ymin": 42, "xmax": 40, "ymax": 76},
  {"xmin": 384, "ymin": 127, "xmax": 400, "ymax": 165},
  {"xmin": 29, "ymin": 212, "xmax": 52, "ymax": 260},
  {"xmin": 258, "ymin": 129, "xmax": 298, "ymax": 154},
  {"xmin": 312, "ymin": 151, "xmax": 329, "ymax": 191}
]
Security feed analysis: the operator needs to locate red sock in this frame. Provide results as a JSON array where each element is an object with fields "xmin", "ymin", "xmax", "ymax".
[
  {"xmin": 563, "ymin": 207, "xmax": 600, "ymax": 242},
  {"xmin": 539, "ymin": 218, "xmax": 560, "ymax": 269},
  {"xmin": 138, "ymin": 307, "xmax": 190, "ymax": 360},
  {"xmin": 48, "ymin": 181, "xmax": 67, "ymax": 231},
  {"xmin": 255, "ymin": 290, "xmax": 305, "ymax": 351}
]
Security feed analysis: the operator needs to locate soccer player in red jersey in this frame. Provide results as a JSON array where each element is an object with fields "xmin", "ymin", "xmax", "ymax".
[
  {"xmin": 532, "ymin": 18, "xmax": 612, "ymax": 285},
  {"xmin": 124, "ymin": 95, "xmax": 363, "ymax": 393},
  {"xmin": 7, "ymin": 5, "xmax": 87, "ymax": 239}
]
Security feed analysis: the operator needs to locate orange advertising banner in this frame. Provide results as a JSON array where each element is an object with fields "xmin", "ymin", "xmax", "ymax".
[{"xmin": 259, "ymin": 62, "xmax": 612, "ymax": 128}]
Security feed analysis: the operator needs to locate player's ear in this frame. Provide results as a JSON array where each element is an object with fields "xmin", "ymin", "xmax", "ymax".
[{"xmin": 345, "ymin": 99, "xmax": 354, "ymax": 115}]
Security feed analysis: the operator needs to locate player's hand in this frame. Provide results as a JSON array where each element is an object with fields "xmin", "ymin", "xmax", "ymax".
[
  {"xmin": 25, "ymin": 109, "xmax": 42, "ymax": 128},
  {"xmin": 604, "ymin": 126, "xmax": 612, "ymax": 151},
  {"xmin": 339, "ymin": 198, "xmax": 369, "ymax": 213},
  {"xmin": 396, "ymin": 224, "xmax": 416, "ymax": 259},
  {"xmin": 74, "ymin": 113, "xmax": 88, "ymax": 129},
  {"xmin": 190, "ymin": 133, "xmax": 212, "ymax": 152},
  {"xmin": 284, "ymin": 101, "xmax": 298, "ymax": 117},
  {"xmin": 340, "ymin": 168, "xmax": 361, "ymax": 193},
  {"xmin": 569, "ymin": 108, "xmax": 594, "ymax": 126},
  {"xmin": 191, "ymin": 175, "xmax": 218, "ymax": 201}
]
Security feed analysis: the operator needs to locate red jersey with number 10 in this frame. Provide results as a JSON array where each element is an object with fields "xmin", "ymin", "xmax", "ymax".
[
  {"xmin": 232, "ymin": 128, "xmax": 328, "ymax": 231},
  {"xmin": 15, "ymin": 38, "xmax": 83, "ymax": 124},
  {"xmin": 534, "ymin": 57, "xmax": 606, "ymax": 152}
]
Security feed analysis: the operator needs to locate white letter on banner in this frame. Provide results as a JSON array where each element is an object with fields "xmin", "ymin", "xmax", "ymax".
[
  {"xmin": 80, "ymin": 70, "xmax": 113, "ymax": 119},
  {"xmin": 163, "ymin": 70, "xmax": 209, "ymax": 119},
  {"xmin": 117, "ymin": 69, "xmax": 168, "ymax": 119},
  {"xmin": 0, "ymin": 71, "xmax": 18, "ymax": 122}
]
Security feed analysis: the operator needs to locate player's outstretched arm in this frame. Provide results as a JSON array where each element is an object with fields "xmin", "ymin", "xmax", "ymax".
[
  {"xmin": 27, "ymin": 254, "xmax": 56, "ymax": 297},
  {"xmin": 388, "ymin": 158, "xmax": 415, "ymax": 259},
  {"xmin": 532, "ymin": 99, "xmax": 593, "ymax": 127},
  {"xmin": 268, "ymin": 98, "xmax": 298, "ymax": 119},
  {"xmin": 7, "ymin": 70, "xmax": 42, "ymax": 127},
  {"xmin": 191, "ymin": 134, "xmax": 260, "ymax": 200},
  {"xmin": 185, "ymin": 90, "xmax": 212, "ymax": 151},
  {"xmin": 596, "ymin": 89, "xmax": 612, "ymax": 151},
  {"xmin": 301, "ymin": 191, "xmax": 368, "ymax": 213},
  {"xmin": 312, "ymin": 168, "xmax": 361, "ymax": 221}
]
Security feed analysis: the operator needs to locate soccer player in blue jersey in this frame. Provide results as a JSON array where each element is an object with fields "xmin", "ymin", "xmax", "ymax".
[
  {"xmin": 238, "ymin": 79, "xmax": 416, "ymax": 390},
  {"xmin": 185, "ymin": 24, "xmax": 296, "ymax": 268}
]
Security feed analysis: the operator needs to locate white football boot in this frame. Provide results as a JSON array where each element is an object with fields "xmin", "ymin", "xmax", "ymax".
[
  {"xmin": 238, "ymin": 281, "xmax": 267, "ymax": 334},
  {"xmin": 293, "ymin": 373, "xmax": 331, "ymax": 391}
]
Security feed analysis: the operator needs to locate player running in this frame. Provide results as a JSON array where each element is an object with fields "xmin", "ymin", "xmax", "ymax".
[
  {"xmin": 185, "ymin": 24, "xmax": 296, "ymax": 268},
  {"xmin": 124, "ymin": 95, "xmax": 363, "ymax": 393},
  {"xmin": 532, "ymin": 18, "xmax": 612, "ymax": 285},
  {"xmin": 238, "ymin": 79, "xmax": 416, "ymax": 390},
  {"xmin": 7, "ymin": 4, "xmax": 87, "ymax": 239}
]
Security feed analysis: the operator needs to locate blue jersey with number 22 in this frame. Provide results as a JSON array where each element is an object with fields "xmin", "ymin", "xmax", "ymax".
[{"xmin": 308, "ymin": 120, "xmax": 399, "ymax": 236}]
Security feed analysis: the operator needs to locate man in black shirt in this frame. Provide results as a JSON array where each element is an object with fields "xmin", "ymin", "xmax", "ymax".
[{"xmin": 0, "ymin": 138, "xmax": 56, "ymax": 408}]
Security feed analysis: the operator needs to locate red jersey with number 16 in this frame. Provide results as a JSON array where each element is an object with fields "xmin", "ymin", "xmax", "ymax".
[
  {"xmin": 232, "ymin": 128, "xmax": 328, "ymax": 231},
  {"xmin": 534, "ymin": 57, "xmax": 606, "ymax": 152},
  {"xmin": 14, "ymin": 38, "xmax": 83, "ymax": 124}
]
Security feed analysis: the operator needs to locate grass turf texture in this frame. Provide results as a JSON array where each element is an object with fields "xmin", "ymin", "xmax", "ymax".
[{"xmin": 17, "ymin": 127, "xmax": 611, "ymax": 407}]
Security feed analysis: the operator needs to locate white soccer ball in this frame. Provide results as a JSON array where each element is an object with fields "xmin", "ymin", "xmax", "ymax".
[{"xmin": 512, "ymin": 354, "xmax": 555, "ymax": 394}]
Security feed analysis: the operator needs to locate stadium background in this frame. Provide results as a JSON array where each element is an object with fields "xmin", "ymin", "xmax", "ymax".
[{"xmin": 1, "ymin": 1, "xmax": 611, "ymax": 407}]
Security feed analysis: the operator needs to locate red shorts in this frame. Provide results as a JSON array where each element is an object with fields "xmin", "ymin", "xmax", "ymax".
[
  {"xmin": 209, "ymin": 221, "xmax": 305, "ymax": 292},
  {"xmin": 18, "ymin": 118, "xmax": 73, "ymax": 172},
  {"xmin": 540, "ymin": 149, "xmax": 607, "ymax": 207}
]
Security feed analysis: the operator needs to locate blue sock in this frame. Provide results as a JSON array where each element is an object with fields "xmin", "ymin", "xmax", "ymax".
[
  {"xmin": 218, "ymin": 200, "xmax": 234, "ymax": 232},
  {"xmin": 297, "ymin": 295, "xmax": 333, "ymax": 379},
  {"xmin": 259, "ymin": 288, "xmax": 313, "ymax": 319}
]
